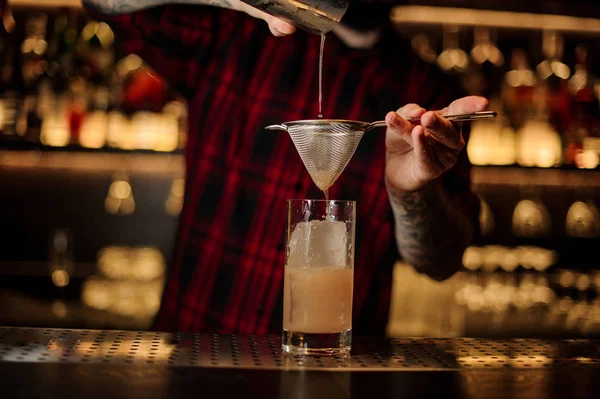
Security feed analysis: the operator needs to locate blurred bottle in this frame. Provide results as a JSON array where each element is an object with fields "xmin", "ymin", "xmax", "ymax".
[
  {"xmin": 16, "ymin": 13, "xmax": 49, "ymax": 139},
  {"xmin": 77, "ymin": 20, "xmax": 114, "ymax": 86},
  {"xmin": 502, "ymin": 48, "xmax": 537, "ymax": 131},
  {"xmin": 516, "ymin": 116, "xmax": 563, "ymax": 168},
  {"xmin": 46, "ymin": 10, "xmax": 77, "ymax": 96},
  {"xmin": 45, "ymin": 9, "xmax": 81, "ymax": 146},
  {"xmin": 464, "ymin": 27, "xmax": 504, "ymax": 97},
  {"xmin": 79, "ymin": 83, "xmax": 107, "ymax": 149},
  {"xmin": 566, "ymin": 199, "xmax": 599, "ymax": 238},
  {"xmin": 512, "ymin": 40, "xmax": 564, "ymax": 168},
  {"xmin": 478, "ymin": 195, "xmax": 495, "ymax": 237},
  {"xmin": 106, "ymin": 75, "xmax": 128, "ymax": 149},
  {"xmin": 437, "ymin": 25, "xmax": 468, "ymax": 74},
  {"xmin": 536, "ymin": 31, "xmax": 571, "ymax": 138},
  {"xmin": 77, "ymin": 20, "xmax": 116, "ymax": 148},
  {"xmin": 565, "ymin": 45, "xmax": 599, "ymax": 166},
  {"xmin": 467, "ymin": 97, "xmax": 516, "ymax": 166},
  {"xmin": 49, "ymin": 229, "xmax": 74, "ymax": 295},
  {"xmin": 410, "ymin": 33, "xmax": 437, "ymax": 64},
  {"xmin": 512, "ymin": 185, "xmax": 551, "ymax": 238},
  {"xmin": 0, "ymin": 0, "xmax": 20, "ymax": 137}
]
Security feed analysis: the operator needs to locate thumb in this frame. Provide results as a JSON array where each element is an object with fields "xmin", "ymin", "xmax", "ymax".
[
  {"xmin": 265, "ymin": 16, "xmax": 297, "ymax": 36},
  {"xmin": 239, "ymin": 3, "xmax": 296, "ymax": 36},
  {"xmin": 447, "ymin": 96, "xmax": 488, "ymax": 115}
]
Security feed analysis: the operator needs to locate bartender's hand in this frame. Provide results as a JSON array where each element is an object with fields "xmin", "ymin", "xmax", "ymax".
[
  {"xmin": 236, "ymin": 1, "xmax": 296, "ymax": 36},
  {"xmin": 82, "ymin": 0, "xmax": 296, "ymax": 36},
  {"xmin": 384, "ymin": 96, "xmax": 488, "ymax": 194}
]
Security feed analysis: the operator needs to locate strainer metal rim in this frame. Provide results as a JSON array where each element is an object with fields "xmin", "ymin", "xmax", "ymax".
[
  {"xmin": 288, "ymin": 199, "xmax": 356, "ymax": 205},
  {"xmin": 266, "ymin": 119, "xmax": 370, "ymax": 134},
  {"xmin": 266, "ymin": 111, "xmax": 498, "ymax": 133},
  {"xmin": 283, "ymin": 119, "xmax": 369, "ymax": 126}
]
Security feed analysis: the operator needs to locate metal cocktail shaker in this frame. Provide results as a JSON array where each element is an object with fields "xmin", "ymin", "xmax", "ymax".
[{"xmin": 240, "ymin": 0, "xmax": 351, "ymax": 34}]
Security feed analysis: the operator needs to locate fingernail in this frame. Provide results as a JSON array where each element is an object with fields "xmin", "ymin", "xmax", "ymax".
[
  {"xmin": 424, "ymin": 113, "xmax": 436, "ymax": 128},
  {"xmin": 279, "ymin": 23, "xmax": 296, "ymax": 34},
  {"xmin": 387, "ymin": 113, "xmax": 398, "ymax": 127}
]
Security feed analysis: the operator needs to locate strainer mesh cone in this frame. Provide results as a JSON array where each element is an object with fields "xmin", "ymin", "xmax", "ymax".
[{"xmin": 287, "ymin": 123, "xmax": 365, "ymax": 191}]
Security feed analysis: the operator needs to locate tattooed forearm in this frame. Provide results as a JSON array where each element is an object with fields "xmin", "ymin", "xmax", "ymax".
[
  {"xmin": 82, "ymin": 0, "xmax": 235, "ymax": 14},
  {"xmin": 388, "ymin": 182, "xmax": 474, "ymax": 281}
]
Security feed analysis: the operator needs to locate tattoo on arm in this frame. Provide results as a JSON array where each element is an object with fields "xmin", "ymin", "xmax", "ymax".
[
  {"xmin": 83, "ymin": 0, "xmax": 235, "ymax": 14},
  {"xmin": 388, "ymin": 182, "xmax": 473, "ymax": 280}
]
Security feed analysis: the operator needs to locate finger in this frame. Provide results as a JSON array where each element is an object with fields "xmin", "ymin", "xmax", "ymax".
[
  {"xmin": 396, "ymin": 103, "xmax": 426, "ymax": 120},
  {"xmin": 241, "ymin": 4, "xmax": 297, "ymax": 36},
  {"xmin": 386, "ymin": 104, "xmax": 426, "ymax": 147},
  {"xmin": 385, "ymin": 111, "xmax": 414, "ymax": 147},
  {"xmin": 412, "ymin": 126, "xmax": 437, "ymax": 171},
  {"xmin": 421, "ymin": 111, "xmax": 464, "ymax": 150},
  {"xmin": 446, "ymin": 95, "xmax": 489, "ymax": 115},
  {"xmin": 266, "ymin": 17, "xmax": 296, "ymax": 36}
]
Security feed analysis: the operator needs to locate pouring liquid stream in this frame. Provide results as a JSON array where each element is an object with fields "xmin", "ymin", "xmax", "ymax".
[
  {"xmin": 324, "ymin": 188, "xmax": 334, "ymax": 219},
  {"xmin": 318, "ymin": 33, "xmax": 326, "ymax": 119},
  {"xmin": 319, "ymin": 34, "xmax": 333, "ymax": 220}
]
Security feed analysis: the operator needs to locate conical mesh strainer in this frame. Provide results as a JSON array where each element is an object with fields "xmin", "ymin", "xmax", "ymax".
[{"xmin": 266, "ymin": 111, "xmax": 496, "ymax": 191}]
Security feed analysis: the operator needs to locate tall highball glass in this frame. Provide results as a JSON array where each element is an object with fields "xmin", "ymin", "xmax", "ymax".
[{"xmin": 282, "ymin": 199, "xmax": 355, "ymax": 355}]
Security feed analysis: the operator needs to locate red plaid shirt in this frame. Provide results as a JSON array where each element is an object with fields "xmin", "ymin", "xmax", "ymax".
[{"xmin": 90, "ymin": 5, "xmax": 479, "ymax": 336}]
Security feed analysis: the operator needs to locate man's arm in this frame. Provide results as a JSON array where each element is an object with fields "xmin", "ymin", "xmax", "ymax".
[
  {"xmin": 82, "ymin": 0, "xmax": 235, "ymax": 15},
  {"xmin": 384, "ymin": 97, "xmax": 487, "ymax": 281},
  {"xmin": 83, "ymin": 0, "xmax": 295, "ymax": 35},
  {"xmin": 388, "ymin": 181, "xmax": 474, "ymax": 281}
]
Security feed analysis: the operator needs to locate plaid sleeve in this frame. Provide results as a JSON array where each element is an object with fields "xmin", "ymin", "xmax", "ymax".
[{"xmin": 84, "ymin": 4, "xmax": 219, "ymax": 99}]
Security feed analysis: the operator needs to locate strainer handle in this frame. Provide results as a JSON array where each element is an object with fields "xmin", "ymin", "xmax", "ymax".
[
  {"xmin": 428, "ymin": 111, "xmax": 497, "ymax": 123},
  {"xmin": 265, "ymin": 124, "xmax": 288, "ymax": 131},
  {"xmin": 367, "ymin": 111, "xmax": 497, "ymax": 131}
]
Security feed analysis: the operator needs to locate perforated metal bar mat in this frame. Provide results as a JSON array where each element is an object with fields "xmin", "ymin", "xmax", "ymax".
[{"xmin": 0, "ymin": 327, "xmax": 598, "ymax": 371}]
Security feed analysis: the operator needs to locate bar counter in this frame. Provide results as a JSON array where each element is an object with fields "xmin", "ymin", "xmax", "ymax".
[{"xmin": 0, "ymin": 327, "xmax": 599, "ymax": 398}]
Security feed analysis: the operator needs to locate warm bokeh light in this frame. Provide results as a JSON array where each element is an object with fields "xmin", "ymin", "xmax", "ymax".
[
  {"xmin": 165, "ymin": 178, "xmax": 185, "ymax": 216},
  {"xmin": 154, "ymin": 113, "xmax": 180, "ymax": 152},
  {"xmin": 512, "ymin": 199, "xmax": 552, "ymax": 237},
  {"xmin": 82, "ymin": 246, "xmax": 166, "ymax": 322},
  {"xmin": 537, "ymin": 60, "xmax": 570, "ymax": 80},
  {"xmin": 98, "ymin": 246, "xmax": 165, "ymax": 282},
  {"xmin": 105, "ymin": 176, "xmax": 135, "ymax": 215},
  {"xmin": 52, "ymin": 300, "xmax": 67, "ymax": 318},
  {"xmin": 566, "ymin": 201, "xmax": 600, "ymax": 238},
  {"xmin": 109, "ymin": 180, "xmax": 131, "ymax": 200},
  {"xmin": 467, "ymin": 121, "xmax": 516, "ymax": 166},
  {"xmin": 79, "ymin": 111, "xmax": 107, "ymax": 149},
  {"xmin": 131, "ymin": 112, "xmax": 157, "ymax": 150},
  {"xmin": 437, "ymin": 25, "xmax": 469, "ymax": 73},
  {"xmin": 470, "ymin": 28, "xmax": 504, "ymax": 66},
  {"xmin": 40, "ymin": 113, "xmax": 70, "ymax": 147},
  {"xmin": 106, "ymin": 111, "xmax": 131, "ymax": 149},
  {"xmin": 82, "ymin": 278, "xmax": 113, "ymax": 310},
  {"xmin": 505, "ymin": 69, "xmax": 536, "ymax": 87},
  {"xmin": 575, "ymin": 150, "xmax": 600, "ymax": 169},
  {"xmin": 51, "ymin": 269, "xmax": 70, "ymax": 287},
  {"xmin": 516, "ymin": 120, "xmax": 562, "ymax": 167},
  {"xmin": 116, "ymin": 54, "xmax": 143, "ymax": 77},
  {"xmin": 462, "ymin": 245, "xmax": 557, "ymax": 273}
]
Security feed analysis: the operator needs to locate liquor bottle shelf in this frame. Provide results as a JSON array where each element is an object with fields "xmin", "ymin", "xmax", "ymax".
[
  {"xmin": 392, "ymin": 5, "xmax": 600, "ymax": 34},
  {"xmin": 1, "ymin": 149, "xmax": 599, "ymax": 187},
  {"xmin": 0, "ymin": 150, "xmax": 184, "ymax": 174},
  {"xmin": 10, "ymin": 0, "xmax": 81, "ymax": 8},
  {"xmin": 471, "ymin": 165, "xmax": 600, "ymax": 188}
]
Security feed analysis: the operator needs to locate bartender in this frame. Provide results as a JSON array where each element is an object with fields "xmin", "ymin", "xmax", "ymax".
[{"xmin": 83, "ymin": 0, "xmax": 488, "ymax": 336}]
